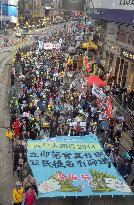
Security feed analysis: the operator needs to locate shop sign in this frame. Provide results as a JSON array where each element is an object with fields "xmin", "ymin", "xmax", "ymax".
[
  {"xmin": 93, "ymin": 0, "xmax": 134, "ymax": 10},
  {"xmin": 121, "ymin": 48, "xmax": 134, "ymax": 62}
]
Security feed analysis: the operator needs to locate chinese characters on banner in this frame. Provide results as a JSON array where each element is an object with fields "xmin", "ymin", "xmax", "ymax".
[{"xmin": 27, "ymin": 136, "xmax": 132, "ymax": 198}]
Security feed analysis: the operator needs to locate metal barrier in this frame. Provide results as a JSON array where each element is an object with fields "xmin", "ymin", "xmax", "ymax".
[{"xmin": 110, "ymin": 95, "xmax": 134, "ymax": 131}]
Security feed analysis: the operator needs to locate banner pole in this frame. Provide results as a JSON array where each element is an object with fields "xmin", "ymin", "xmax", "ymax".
[{"xmin": 11, "ymin": 49, "xmax": 15, "ymax": 66}]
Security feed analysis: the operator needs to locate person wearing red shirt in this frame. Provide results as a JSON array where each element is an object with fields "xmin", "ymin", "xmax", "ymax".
[
  {"xmin": 22, "ymin": 186, "xmax": 37, "ymax": 205},
  {"xmin": 12, "ymin": 118, "xmax": 21, "ymax": 137}
]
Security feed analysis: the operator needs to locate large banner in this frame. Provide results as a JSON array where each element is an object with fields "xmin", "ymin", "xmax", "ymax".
[
  {"xmin": 92, "ymin": 0, "xmax": 134, "ymax": 11},
  {"xmin": 27, "ymin": 135, "xmax": 133, "ymax": 198},
  {"xmin": 62, "ymin": 0, "xmax": 85, "ymax": 11}
]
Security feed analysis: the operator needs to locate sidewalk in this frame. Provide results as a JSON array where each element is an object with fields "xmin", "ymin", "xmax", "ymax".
[{"xmin": 0, "ymin": 50, "xmax": 16, "ymax": 205}]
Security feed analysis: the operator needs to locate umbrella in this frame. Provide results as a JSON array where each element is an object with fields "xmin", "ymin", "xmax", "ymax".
[{"xmin": 87, "ymin": 75, "xmax": 106, "ymax": 87}]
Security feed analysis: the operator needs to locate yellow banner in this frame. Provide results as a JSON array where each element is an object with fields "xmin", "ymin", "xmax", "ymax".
[{"xmin": 27, "ymin": 142, "xmax": 101, "ymax": 152}]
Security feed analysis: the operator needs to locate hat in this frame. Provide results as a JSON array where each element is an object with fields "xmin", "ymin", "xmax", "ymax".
[{"xmin": 16, "ymin": 181, "xmax": 22, "ymax": 186}]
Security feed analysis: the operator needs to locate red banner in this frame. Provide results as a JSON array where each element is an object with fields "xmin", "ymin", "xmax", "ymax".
[{"xmin": 98, "ymin": 97, "xmax": 112, "ymax": 119}]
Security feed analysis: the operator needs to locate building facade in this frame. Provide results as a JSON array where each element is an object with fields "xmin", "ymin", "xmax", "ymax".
[
  {"xmin": 104, "ymin": 22, "xmax": 134, "ymax": 88},
  {"xmin": 18, "ymin": 0, "xmax": 33, "ymax": 18},
  {"xmin": 88, "ymin": 0, "xmax": 134, "ymax": 89}
]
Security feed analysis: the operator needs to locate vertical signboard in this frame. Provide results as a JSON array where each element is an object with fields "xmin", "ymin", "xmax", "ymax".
[
  {"xmin": 33, "ymin": 0, "xmax": 41, "ymax": 17},
  {"xmin": 62, "ymin": 0, "xmax": 85, "ymax": 11}
]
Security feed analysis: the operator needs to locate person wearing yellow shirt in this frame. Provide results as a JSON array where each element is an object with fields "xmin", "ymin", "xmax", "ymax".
[
  {"xmin": 12, "ymin": 181, "xmax": 24, "ymax": 205},
  {"xmin": 6, "ymin": 128, "xmax": 13, "ymax": 141}
]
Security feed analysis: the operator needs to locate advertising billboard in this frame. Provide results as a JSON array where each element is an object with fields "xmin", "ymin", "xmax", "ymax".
[
  {"xmin": 62, "ymin": 0, "xmax": 85, "ymax": 11},
  {"xmin": 8, "ymin": 5, "xmax": 17, "ymax": 16},
  {"xmin": 91, "ymin": 0, "xmax": 134, "ymax": 11},
  {"xmin": 2, "ymin": 4, "xmax": 17, "ymax": 17},
  {"xmin": 2, "ymin": 0, "xmax": 18, "ymax": 16}
]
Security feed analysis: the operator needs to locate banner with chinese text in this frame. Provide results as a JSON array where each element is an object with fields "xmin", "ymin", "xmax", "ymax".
[{"xmin": 27, "ymin": 135, "xmax": 133, "ymax": 198}]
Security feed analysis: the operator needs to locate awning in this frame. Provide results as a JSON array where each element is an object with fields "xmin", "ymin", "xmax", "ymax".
[
  {"xmin": 87, "ymin": 75, "xmax": 106, "ymax": 87},
  {"xmin": 90, "ymin": 9, "xmax": 134, "ymax": 25}
]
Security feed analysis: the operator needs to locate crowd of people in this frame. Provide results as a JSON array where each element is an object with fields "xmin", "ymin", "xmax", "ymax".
[{"xmin": 5, "ymin": 20, "xmax": 134, "ymax": 204}]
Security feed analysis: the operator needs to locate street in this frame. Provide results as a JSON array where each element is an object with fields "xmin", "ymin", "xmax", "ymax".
[{"xmin": 0, "ymin": 23, "xmax": 134, "ymax": 205}]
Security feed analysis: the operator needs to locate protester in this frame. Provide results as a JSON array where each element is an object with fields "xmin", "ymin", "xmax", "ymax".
[
  {"xmin": 19, "ymin": 161, "xmax": 32, "ymax": 183},
  {"xmin": 23, "ymin": 174, "xmax": 38, "ymax": 196},
  {"xmin": 12, "ymin": 181, "xmax": 24, "ymax": 205},
  {"xmin": 22, "ymin": 186, "xmax": 37, "ymax": 205},
  {"xmin": 119, "ymin": 160, "xmax": 132, "ymax": 181}
]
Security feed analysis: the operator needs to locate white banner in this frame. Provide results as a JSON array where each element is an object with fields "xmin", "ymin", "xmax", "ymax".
[
  {"xmin": 92, "ymin": 84, "xmax": 106, "ymax": 100},
  {"xmin": 44, "ymin": 43, "xmax": 61, "ymax": 50},
  {"xmin": 92, "ymin": 0, "xmax": 134, "ymax": 10}
]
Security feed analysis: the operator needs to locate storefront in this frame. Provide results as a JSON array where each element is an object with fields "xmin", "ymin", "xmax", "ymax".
[
  {"xmin": 120, "ymin": 48, "xmax": 134, "ymax": 89},
  {"xmin": 105, "ymin": 41, "xmax": 134, "ymax": 88}
]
